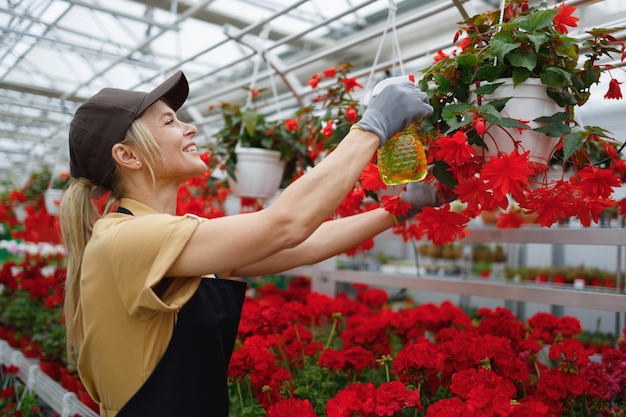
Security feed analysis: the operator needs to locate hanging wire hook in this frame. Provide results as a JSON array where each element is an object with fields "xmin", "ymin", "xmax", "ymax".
[
  {"xmin": 364, "ymin": 0, "xmax": 405, "ymax": 96},
  {"xmin": 493, "ymin": 0, "xmax": 508, "ymax": 66}
]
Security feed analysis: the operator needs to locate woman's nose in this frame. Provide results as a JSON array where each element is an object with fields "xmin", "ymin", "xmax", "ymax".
[{"xmin": 184, "ymin": 122, "xmax": 197, "ymax": 135}]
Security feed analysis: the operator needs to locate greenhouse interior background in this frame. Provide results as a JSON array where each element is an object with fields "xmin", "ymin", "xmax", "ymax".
[
  {"xmin": 2, "ymin": 1, "xmax": 626, "ymax": 325},
  {"xmin": 1, "ymin": 0, "xmax": 626, "ymax": 414}
]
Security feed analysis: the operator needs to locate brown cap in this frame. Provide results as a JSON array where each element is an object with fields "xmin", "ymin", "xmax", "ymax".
[{"xmin": 69, "ymin": 70, "xmax": 189, "ymax": 190}]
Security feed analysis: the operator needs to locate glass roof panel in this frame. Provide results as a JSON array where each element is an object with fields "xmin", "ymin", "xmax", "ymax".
[{"xmin": 0, "ymin": 0, "xmax": 625, "ymax": 186}]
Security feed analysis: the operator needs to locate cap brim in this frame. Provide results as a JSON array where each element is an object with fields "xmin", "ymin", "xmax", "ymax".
[{"xmin": 137, "ymin": 70, "xmax": 189, "ymax": 116}]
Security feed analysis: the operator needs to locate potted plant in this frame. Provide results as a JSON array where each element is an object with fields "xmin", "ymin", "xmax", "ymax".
[
  {"xmin": 411, "ymin": 0, "xmax": 626, "ymax": 244},
  {"xmin": 213, "ymin": 63, "xmax": 364, "ymax": 201},
  {"xmin": 44, "ymin": 171, "xmax": 70, "ymax": 215},
  {"xmin": 213, "ymin": 89, "xmax": 306, "ymax": 200}
]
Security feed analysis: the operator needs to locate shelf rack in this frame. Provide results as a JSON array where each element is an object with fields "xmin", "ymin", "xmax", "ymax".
[{"xmin": 285, "ymin": 227, "xmax": 626, "ymax": 313}]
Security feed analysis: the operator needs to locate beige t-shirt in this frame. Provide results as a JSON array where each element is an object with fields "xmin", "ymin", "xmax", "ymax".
[{"xmin": 77, "ymin": 198, "xmax": 203, "ymax": 416}]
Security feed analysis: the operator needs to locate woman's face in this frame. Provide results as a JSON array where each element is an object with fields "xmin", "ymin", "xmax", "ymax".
[{"xmin": 144, "ymin": 100, "xmax": 205, "ymax": 183}]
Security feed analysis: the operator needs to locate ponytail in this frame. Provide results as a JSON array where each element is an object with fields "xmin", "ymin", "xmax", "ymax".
[{"xmin": 59, "ymin": 179, "xmax": 114, "ymax": 363}]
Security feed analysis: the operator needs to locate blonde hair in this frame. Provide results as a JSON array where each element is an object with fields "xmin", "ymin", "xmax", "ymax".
[{"xmin": 61, "ymin": 114, "xmax": 165, "ymax": 364}]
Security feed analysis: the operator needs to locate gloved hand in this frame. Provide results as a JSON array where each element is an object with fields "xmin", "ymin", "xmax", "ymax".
[
  {"xmin": 395, "ymin": 181, "xmax": 442, "ymax": 223},
  {"xmin": 355, "ymin": 76, "xmax": 433, "ymax": 148}
]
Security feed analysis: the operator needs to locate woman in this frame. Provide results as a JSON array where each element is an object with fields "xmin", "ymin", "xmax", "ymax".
[{"xmin": 60, "ymin": 70, "xmax": 438, "ymax": 416}]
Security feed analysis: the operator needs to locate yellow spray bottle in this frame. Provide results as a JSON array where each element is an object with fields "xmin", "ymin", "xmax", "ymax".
[{"xmin": 374, "ymin": 74, "xmax": 429, "ymax": 186}]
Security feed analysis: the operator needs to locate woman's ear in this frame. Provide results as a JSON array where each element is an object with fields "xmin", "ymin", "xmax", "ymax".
[{"xmin": 112, "ymin": 144, "xmax": 141, "ymax": 170}]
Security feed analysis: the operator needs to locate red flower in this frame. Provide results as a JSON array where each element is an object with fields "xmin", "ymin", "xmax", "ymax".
[
  {"xmin": 1, "ymin": 386, "xmax": 15, "ymax": 400},
  {"xmin": 322, "ymin": 119, "xmax": 335, "ymax": 138},
  {"xmin": 4, "ymin": 365, "xmax": 19, "ymax": 375},
  {"xmin": 496, "ymin": 209, "xmax": 525, "ymax": 228},
  {"xmin": 267, "ymin": 398, "xmax": 316, "ymax": 417},
  {"xmin": 416, "ymin": 204, "xmax": 470, "ymax": 245},
  {"xmin": 323, "ymin": 66, "xmax": 336, "ymax": 78},
  {"xmin": 360, "ymin": 164, "xmax": 385, "ymax": 191},
  {"xmin": 604, "ymin": 78, "xmax": 623, "ymax": 100},
  {"xmin": 433, "ymin": 131, "xmax": 476, "ymax": 167},
  {"xmin": 284, "ymin": 119, "xmax": 298, "ymax": 132},
  {"xmin": 339, "ymin": 77, "xmax": 363, "ymax": 93},
  {"xmin": 454, "ymin": 177, "xmax": 495, "ymax": 215},
  {"xmin": 576, "ymin": 166, "xmax": 621, "ymax": 199},
  {"xmin": 307, "ymin": 73, "xmax": 322, "ymax": 89},
  {"xmin": 319, "ymin": 348, "xmax": 346, "ymax": 371},
  {"xmin": 457, "ymin": 37, "xmax": 472, "ymax": 51},
  {"xmin": 326, "ymin": 382, "xmax": 377, "ymax": 417},
  {"xmin": 524, "ymin": 181, "xmax": 576, "ymax": 227},
  {"xmin": 433, "ymin": 49, "xmax": 449, "ymax": 62},
  {"xmin": 553, "ymin": 4, "xmax": 579, "ymax": 34},
  {"xmin": 381, "ymin": 194, "xmax": 412, "ymax": 219},
  {"xmin": 480, "ymin": 151, "xmax": 533, "ymax": 202},
  {"xmin": 374, "ymin": 381, "xmax": 422, "ymax": 416},
  {"xmin": 356, "ymin": 288, "xmax": 388, "ymax": 310},
  {"xmin": 472, "ymin": 114, "xmax": 486, "ymax": 135},
  {"xmin": 345, "ymin": 106, "xmax": 358, "ymax": 123}
]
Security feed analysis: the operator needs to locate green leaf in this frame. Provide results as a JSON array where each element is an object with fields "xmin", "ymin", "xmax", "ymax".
[
  {"xmin": 546, "ymin": 88, "xmax": 577, "ymax": 107},
  {"xmin": 526, "ymin": 31, "xmax": 550, "ymax": 53},
  {"xmin": 533, "ymin": 122, "xmax": 571, "ymax": 137},
  {"xmin": 474, "ymin": 82, "xmax": 504, "ymax": 96},
  {"xmin": 475, "ymin": 65, "xmax": 506, "ymax": 82},
  {"xmin": 441, "ymin": 103, "xmax": 472, "ymax": 122},
  {"xmin": 534, "ymin": 111, "xmax": 570, "ymax": 124},
  {"xmin": 562, "ymin": 130, "xmax": 586, "ymax": 161},
  {"xmin": 433, "ymin": 160, "xmax": 456, "ymax": 190},
  {"xmin": 455, "ymin": 53, "xmax": 479, "ymax": 68},
  {"xmin": 483, "ymin": 114, "xmax": 529, "ymax": 129},
  {"xmin": 511, "ymin": 69, "xmax": 532, "ymax": 86},
  {"xmin": 480, "ymin": 97, "xmax": 511, "ymax": 113},
  {"xmin": 491, "ymin": 31, "xmax": 521, "ymax": 62},
  {"xmin": 508, "ymin": 49, "xmax": 537, "ymax": 72},
  {"xmin": 241, "ymin": 109, "xmax": 259, "ymax": 137},
  {"xmin": 516, "ymin": 8, "xmax": 558, "ymax": 32},
  {"xmin": 441, "ymin": 103, "xmax": 472, "ymax": 132}
]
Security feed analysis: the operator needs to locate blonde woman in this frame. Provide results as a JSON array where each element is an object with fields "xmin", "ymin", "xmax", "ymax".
[{"xmin": 60, "ymin": 70, "xmax": 438, "ymax": 416}]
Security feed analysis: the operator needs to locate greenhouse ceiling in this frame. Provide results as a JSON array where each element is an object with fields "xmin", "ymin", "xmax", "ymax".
[{"xmin": 1, "ymin": 0, "xmax": 625, "ymax": 187}]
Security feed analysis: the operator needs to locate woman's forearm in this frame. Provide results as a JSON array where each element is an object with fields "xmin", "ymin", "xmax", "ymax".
[
  {"xmin": 266, "ymin": 129, "xmax": 379, "ymax": 234},
  {"xmin": 230, "ymin": 207, "xmax": 395, "ymax": 276}
]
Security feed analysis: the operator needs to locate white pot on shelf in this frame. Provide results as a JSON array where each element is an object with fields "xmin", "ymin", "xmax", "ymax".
[
  {"xmin": 44, "ymin": 188, "xmax": 65, "ymax": 215},
  {"xmin": 229, "ymin": 147, "xmax": 286, "ymax": 200},
  {"xmin": 13, "ymin": 202, "xmax": 27, "ymax": 222}
]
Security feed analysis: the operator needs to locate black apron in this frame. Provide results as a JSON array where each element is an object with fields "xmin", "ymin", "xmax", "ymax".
[{"xmin": 115, "ymin": 208, "xmax": 247, "ymax": 417}]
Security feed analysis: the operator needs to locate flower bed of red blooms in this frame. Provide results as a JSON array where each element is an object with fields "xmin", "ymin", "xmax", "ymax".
[
  {"xmin": 228, "ymin": 277, "xmax": 626, "ymax": 417},
  {"xmin": 0, "ymin": 244, "xmax": 625, "ymax": 416}
]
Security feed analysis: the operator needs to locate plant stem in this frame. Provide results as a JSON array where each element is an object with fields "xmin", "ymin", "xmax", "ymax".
[
  {"xmin": 237, "ymin": 380, "xmax": 244, "ymax": 411},
  {"xmin": 325, "ymin": 315, "xmax": 339, "ymax": 349}
]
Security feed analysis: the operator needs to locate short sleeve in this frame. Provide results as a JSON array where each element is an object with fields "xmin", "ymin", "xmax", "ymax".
[{"xmin": 106, "ymin": 213, "xmax": 201, "ymax": 319}]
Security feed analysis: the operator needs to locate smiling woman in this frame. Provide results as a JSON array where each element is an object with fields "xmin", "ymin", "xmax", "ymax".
[{"xmin": 57, "ymin": 68, "xmax": 444, "ymax": 417}]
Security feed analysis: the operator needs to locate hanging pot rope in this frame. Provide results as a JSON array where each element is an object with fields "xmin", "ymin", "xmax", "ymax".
[
  {"xmin": 237, "ymin": 25, "xmax": 283, "ymax": 147},
  {"xmin": 364, "ymin": 0, "xmax": 406, "ymax": 96},
  {"xmin": 493, "ymin": 0, "xmax": 508, "ymax": 66}
]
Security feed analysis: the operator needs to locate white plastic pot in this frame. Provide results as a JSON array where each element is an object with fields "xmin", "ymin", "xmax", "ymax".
[{"xmin": 229, "ymin": 147, "xmax": 286, "ymax": 200}]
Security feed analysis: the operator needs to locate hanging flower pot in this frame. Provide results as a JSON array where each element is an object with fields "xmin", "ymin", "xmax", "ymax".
[
  {"xmin": 44, "ymin": 188, "xmax": 65, "ymax": 215},
  {"xmin": 229, "ymin": 147, "xmax": 286, "ymax": 200},
  {"xmin": 470, "ymin": 78, "xmax": 562, "ymax": 166}
]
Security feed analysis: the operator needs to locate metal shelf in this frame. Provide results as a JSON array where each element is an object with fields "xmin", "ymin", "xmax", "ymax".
[
  {"xmin": 285, "ymin": 266, "xmax": 626, "ymax": 313},
  {"xmin": 285, "ymin": 226, "xmax": 626, "ymax": 313},
  {"xmin": 461, "ymin": 226, "xmax": 626, "ymax": 246}
]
